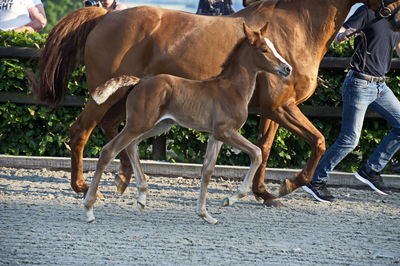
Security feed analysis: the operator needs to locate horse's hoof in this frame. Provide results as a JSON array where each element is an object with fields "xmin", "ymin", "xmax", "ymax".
[
  {"xmin": 115, "ymin": 174, "xmax": 129, "ymax": 195},
  {"xmin": 279, "ymin": 179, "xmax": 296, "ymax": 196},
  {"xmin": 85, "ymin": 207, "xmax": 96, "ymax": 223},
  {"xmin": 137, "ymin": 201, "xmax": 145, "ymax": 210},
  {"xmin": 222, "ymin": 197, "xmax": 230, "ymax": 207},
  {"xmin": 198, "ymin": 212, "xmax": 219, "ymax": 224},
  {"xmin": 254, "ymin": 195, "xmax": 263, "ymax": 202},
  {"xmin": 203, "ymin": 216, "xmax": 219, "ymax": 225},
  {"xmin": 264, "ymin": 199, "xmax": 284, "ymax": 207}
]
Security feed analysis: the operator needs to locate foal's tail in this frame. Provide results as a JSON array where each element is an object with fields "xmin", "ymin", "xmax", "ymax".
[
  {"xmin": 91, "ymin": 75, "xmax": 141, "ymax": 105},
  {"xmin": 28, "ymin": 7, "xmax": 108, "ymax": 107}
]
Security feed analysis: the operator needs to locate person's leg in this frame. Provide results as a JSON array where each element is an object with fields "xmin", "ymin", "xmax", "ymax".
[
  {"xmin": 313, "ymin": 75, "xmax": 376, "ymax": 182},
  {"xmin": 367, "ymin": 82, "xmax": 400, "ymax": 171},
  {"xmin": 354, "ymin": 82, "xmax": 400, "ymax": 195},
  {"xmin": 304, "ymin": 74, "xmax": 378, "ymax": 201}
]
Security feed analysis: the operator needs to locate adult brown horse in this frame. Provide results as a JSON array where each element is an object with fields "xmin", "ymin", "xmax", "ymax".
[{"xmin": 31, "ymin": 0, "xmax": 400, "ymax": 206}]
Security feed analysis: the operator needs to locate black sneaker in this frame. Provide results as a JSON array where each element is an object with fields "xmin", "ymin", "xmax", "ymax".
[
  {"xmin": 302, "ymin": 182, "xmax": 335, "ymax": 202},
  {"xmin": 354, "ymin": 166, "xmax": 392, "ymax": 195}
]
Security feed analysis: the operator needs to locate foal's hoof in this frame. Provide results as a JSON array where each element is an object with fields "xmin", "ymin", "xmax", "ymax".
[
  {"xmin": 264, "ymin": 199, "xmax": 284, "ymax": 207},
  {"xmin": 137, "ymin": 201, "xmax": 145, "ymax": 210},
  {"xmin": 222, "ymin": 197, "xmax": 230, "ymax": 207},
  {"xmin": 85, "ymin": 207, "xmax": 96, "ymax": 223},
  {"xmin": 198, "ymin": 212, "xmax": 219, "ymax": 224},
  {"xmin": 279, "ymin": 179, "xmax": 296, "ymax": 197},
  {"xmin": 202, "ymin": 216, "xmax": 219, "ymax": 225},
  {"xmin": 115, "ymin": 174, "xmax": 129, "ymax": 195}
]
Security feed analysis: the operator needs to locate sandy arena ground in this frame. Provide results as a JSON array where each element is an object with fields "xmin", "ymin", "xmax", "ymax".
[{"xmin": 0, "ymin": 167, "xmax": 399, "ymax": 265}]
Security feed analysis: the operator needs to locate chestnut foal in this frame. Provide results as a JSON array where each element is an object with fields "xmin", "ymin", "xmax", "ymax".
[{"xmin": 83, "ymin": 23, "xmax": 292, "ymax": 224}]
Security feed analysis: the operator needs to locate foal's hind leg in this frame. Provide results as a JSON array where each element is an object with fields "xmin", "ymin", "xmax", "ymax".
[
  {"xmin": 83, "ymin": 125, "xmax": 140, "ymax": 222},
  {"xmin": 124, "ymin": 121, "xmax": 174, "ymax": 209},
  {"xmin": 214, "ymin": 129, "xmax": 262, "ymax": 207},
  {"xmin": 197, "ymin": 136, "xmax": 223, "ymax": 224},
  {"xmin": 99, "ymin": 98, "xmax": 133, "ymax": 195}
]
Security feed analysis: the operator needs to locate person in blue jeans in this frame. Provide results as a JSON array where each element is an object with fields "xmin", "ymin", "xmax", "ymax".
[{"xmin": 303, "ymin": 2, "xmax": 400, "ymax": 202}]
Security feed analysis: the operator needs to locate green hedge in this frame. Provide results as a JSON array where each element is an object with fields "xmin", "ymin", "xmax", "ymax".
[{"xmin": 1, "ymin": 31, "xmax": 399, "ymax": 173}]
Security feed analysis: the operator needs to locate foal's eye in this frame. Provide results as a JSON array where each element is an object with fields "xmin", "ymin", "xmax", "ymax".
[{"xmin": 259, "ymin": 48, "xmax": 268, "ymax": 53}]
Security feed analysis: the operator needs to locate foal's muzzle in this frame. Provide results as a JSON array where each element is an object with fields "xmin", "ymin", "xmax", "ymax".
[{"xmin": 278, "ymin": 64, "xmax": 292, "ymax": 78}]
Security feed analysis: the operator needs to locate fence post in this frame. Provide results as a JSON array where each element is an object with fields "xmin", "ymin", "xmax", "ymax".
[{"xmin": 152, "ymin": 135, "xmax": 167, "ymax": 160}]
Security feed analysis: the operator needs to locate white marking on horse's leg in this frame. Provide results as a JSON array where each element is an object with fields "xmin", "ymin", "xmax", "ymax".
[
  {"xmin": 197, "ymin": 210, "xmax": 219, "ymax": 224},
  {"xmin": 124, "ymin": 141, "xmax": 148, "ymax": 209},
  {"xmin": 83, "ymin": 169, "xmax": 104, "ymax": 222},
  {"xmin": 126, "ymin": 122, "xmax": 174, "ymax": 210},
  {"xmin": 85, "ymin": 206, "xmax": 95, "ymax": 223},
  {"xmin": 197, "ymin": 136, "xmax": 222, "ymax": 224},
  {"xmin": 137, "ymin": 187, "xmax": 147, "ymax": 210}
]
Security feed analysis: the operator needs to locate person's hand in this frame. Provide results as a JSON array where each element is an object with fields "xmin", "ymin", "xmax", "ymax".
[{"xmin": 334, "ymin": 28, "xmax": 359, "ymax": 43}]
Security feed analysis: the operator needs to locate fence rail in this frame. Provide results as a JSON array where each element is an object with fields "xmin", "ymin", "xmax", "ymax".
[
  {"xmin": 1, "ymin": 46, "xmax": 397, "ymax": 159},
  {"xmin": 1, "ymin": 46, "xmax": 392, "ymax": 118}
]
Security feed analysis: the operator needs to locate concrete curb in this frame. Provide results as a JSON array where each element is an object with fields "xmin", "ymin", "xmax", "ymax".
[{"xmin": 1, "ymin": 155, "xmax": 399, "ymax": 189}]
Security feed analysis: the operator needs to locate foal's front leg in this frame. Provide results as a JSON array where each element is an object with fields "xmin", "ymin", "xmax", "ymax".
[
  {"xmin": 215, "ymin": 129, "xmax": 262, "ymax": 207},
  {"xmin": 197, "ymin": 136, "xmax": 222, "ymax": 224}
]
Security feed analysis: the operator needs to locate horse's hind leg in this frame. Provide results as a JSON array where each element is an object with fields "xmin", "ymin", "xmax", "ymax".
[
  {"xmin": 69, "ymin": 90, "xmax": 130, "ymax": 195},
  {"xmin": 270, "ymin": 103, "xmax": 325, "ymax": 196},
  {"xmin": 252, "ymin": 118, "xmax": 284, "ymax": 207},
  {"xmin": 99, "ymin": 98, "xmax": 133, "ymax": 195},
  {"xmin": 197, "ymin": 136, "xmax": 222, "ymax": 224},
  {"xmin": 125, "ymin": 120, "xmax": 174, "ymax": 209},
  {"xmin": 69, "ymin": 99, "xmax": 104, "ymax": 194}
]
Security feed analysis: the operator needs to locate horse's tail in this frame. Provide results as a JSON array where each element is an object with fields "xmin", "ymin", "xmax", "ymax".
[
  {"xmin": 29, "ymin": 7, "xmax": 108, "ymax": 107},
  {"xmin": 91, "ymin": 75, "xmax": 141, "ymax": 105}
]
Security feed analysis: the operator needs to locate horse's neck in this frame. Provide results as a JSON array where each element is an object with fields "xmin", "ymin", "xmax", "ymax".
[
  {"xmin": 239, "ymin": 0, "xmax": 355, "ymax": 55},
  {"xmin": 217, "ymin": 45, "xmax": 259, "ymax": 102}
]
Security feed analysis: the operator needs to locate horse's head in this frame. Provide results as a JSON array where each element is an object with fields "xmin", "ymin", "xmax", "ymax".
[
  {"xmin": 367, "ymin": 0, "xmax": 400, "ymax": 18},
  {"xmin": 243, "ymin": 22, "xmax": 292, "ymax": 78},
  {"xmin": 383, "ymin": 0, "xmax": 400, "ymax": 31}
]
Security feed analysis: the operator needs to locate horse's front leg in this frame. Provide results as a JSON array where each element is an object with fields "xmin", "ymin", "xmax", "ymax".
[
  {"xmin": 99, "ymin": 97, "xmax": 133, "ymax": 195},
  {"xmin": 270, "ymin": 103, "xmax": 326, "ymax": 196},
  {"xmin": 252, "ymin": 117, "xmax": 283, "ymax": 206},
  {"xmin": 197, "ymin": 136, "xmax": 223, "ymax": 224},
  {"xmin": 216, "ymin": 129, "xmax": 262, "ymax": 207}
]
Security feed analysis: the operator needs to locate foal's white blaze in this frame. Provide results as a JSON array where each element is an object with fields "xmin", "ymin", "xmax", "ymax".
[{"xmin": 264, "ymin": 37, "xmax": 291, "ymax": 67}]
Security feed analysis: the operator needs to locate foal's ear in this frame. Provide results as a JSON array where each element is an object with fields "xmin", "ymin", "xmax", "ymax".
[
  {"xmin": 243, "ymin": 23, "xmax": 257, "ymax": 45},
  {"xmin": 260, "ymin": 22, "xmax": 269, "ymax": 37}
]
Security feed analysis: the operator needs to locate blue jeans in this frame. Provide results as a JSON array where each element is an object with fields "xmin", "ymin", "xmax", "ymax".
[{"xmin": 312, "ymin": 70, "xmax": 400, "ymax": 183}]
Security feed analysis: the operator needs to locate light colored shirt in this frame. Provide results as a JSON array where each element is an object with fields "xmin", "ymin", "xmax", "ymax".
[{"xmin": 0, "ymin": 0, "xmax": 43, "ymax": 31}]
